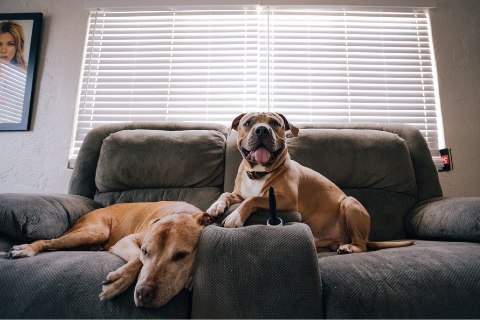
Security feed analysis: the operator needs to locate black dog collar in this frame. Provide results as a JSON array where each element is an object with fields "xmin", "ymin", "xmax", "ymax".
[
  {"xmin": 245, "ymin": 160, "xmax": 286, "ymax": 180},
  {"xmin": 246, "ymin": 170, "xmax": 273, "ymax": 180}
]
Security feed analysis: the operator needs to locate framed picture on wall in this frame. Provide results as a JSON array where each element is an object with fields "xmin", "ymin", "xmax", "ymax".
[{"xmin": 0, "ymin": 12, "xmax": 42, "ymax": 131}]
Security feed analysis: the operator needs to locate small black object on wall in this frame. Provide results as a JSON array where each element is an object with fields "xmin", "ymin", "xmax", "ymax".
[
  {"xmin": 439, "ymin": 148, "xmax": 453, "ymax": 172},
  {"xmin": 0, "ymin": 12, "xmax": 43, "ymax": 131}
]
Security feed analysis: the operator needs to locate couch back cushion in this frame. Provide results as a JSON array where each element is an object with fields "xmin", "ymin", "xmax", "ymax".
[
  {"xmin": 287, "ymin": 129, "xmax": 416, "ymax": 194},
  {"xmin": 94, "ymin": 129, "xmax": 226, "ymax": 210},
  {"xmin": 225, "ymin": 128, "xmax": 417, "ymax": 241},
  {"xmin": 290, "ymin": 129, "xmax": 416, "ymax": 241}
]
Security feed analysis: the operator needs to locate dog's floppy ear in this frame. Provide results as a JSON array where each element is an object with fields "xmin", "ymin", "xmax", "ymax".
[
  {"xmin": 228, "ymin": 113, "xmax": 247, "ymax": 135},
  {"xmin": 277, "ymin": 113, "xmax": 299, "ymax": 137},
  {"xmin": 198, "ymin": 212, "xmax": 214, "ymax": 227}
]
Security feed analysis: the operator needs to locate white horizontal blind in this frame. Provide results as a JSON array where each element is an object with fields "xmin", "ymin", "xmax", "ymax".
[
  {"xmin": 71, "ymin": 9, "xmax": 267, "ymax": 159},
  {"xmin": 70, "ymin": 7, "xmax": 443, "ymax": 162},
  {"xmin": 267, "ymin": 9, "xmax": 442, "ymax": 151},
  {"xmin": 0, "ymin": 64, "xmax": 26, "ymax": 123}
]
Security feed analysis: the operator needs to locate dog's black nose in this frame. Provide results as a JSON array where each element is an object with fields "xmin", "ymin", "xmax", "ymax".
[
  {"xmin": 136, "ymin": 284, "xmax": 156, "ymax": 306},
  {"xmin": 254, "ymin": 125, "xmax": 270, "ymax": 139}
]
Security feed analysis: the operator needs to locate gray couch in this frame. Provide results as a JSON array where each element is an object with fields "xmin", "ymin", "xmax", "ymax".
[{"xmin": 1, "ymin": 122, "xmax": 479, "ymax": 319}]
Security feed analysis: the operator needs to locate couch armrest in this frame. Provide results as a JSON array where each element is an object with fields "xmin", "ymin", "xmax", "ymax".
[
  {"xmin": 0, "ymin": 193, "xmax": 102, "ymax": 242},
  {"xmin": 192, "ymin": 223, "xmax": 323, "ymax": 319},
  {"xmin": 405, "ymin": 197, "xmax": 480, "ymax": 242},
  {"xmin": 217, "ymin": 203, "xmax": 302, "ymax": 227}
]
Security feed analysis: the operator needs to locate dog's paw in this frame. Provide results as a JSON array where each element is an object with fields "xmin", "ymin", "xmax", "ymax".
[
  {"xmin": 100, "ymin": 269, "xmax": 136, "ymax": 301},
  {"xmin": 206, "ymin": 200, "xmax": 227, "ymax": 217},
  {"xmin": 9, "ymin": 244, "xmax": 36, "ymax": 259},
  {"xmin": 222, "ymin": 209, "xmax": 244, "ymax": 228},
  {"xmin": 337, "ymin": 245, "xmax": 353, "ymax": 255}
]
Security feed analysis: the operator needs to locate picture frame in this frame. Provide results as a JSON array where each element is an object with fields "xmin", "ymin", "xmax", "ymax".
[{"xmin": 0, "ymin": 12, "xmax": 43, "ymax": 131}]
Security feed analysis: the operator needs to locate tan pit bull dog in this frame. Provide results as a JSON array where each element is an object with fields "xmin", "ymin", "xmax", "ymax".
[
  {"xmin": 207, "ymin": 112, "xmax": 414, "ymax": 254},
  {"xmin": 8, "ymin": 201, "xmax": 214, "ymax": 308}
]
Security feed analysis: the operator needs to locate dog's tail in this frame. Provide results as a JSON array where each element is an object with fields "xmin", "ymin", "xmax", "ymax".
[{"xmin": 366, "ymin": 240, "xmax": 414, "ymax": 250}]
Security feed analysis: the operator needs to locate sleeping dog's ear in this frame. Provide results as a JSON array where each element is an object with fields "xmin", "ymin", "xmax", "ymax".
[
  {"xmin": 198, "ymin": 212, "xmax": 214, "ymax": 227},
  {"xmin": 277, "ymin": 113, "xmax": 299, "ymax": 137},
  {"xmin": 228, "ymin": 113, "xmax": 247, "ymax": 136}
]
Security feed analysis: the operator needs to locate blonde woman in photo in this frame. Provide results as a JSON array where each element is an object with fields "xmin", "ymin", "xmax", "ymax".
[
  {"xmin": 0, "ymin": 20, "xmax": 27, "ymax": 71},
  {"xmin": 0, "ymin": 20, "xmax": 28, "ymax": 124}
]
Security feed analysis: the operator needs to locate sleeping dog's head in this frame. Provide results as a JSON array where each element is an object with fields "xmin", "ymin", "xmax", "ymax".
[
  {"xmin": 134, "ymin": 211, "xmax": 213, "ymax": 308},
  {"xmin": 230, "ymin": 112, "xmax": 299, "ymax": 170}
]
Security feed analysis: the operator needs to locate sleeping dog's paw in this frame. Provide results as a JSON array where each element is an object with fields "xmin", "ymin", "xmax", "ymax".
[
  {"xmin": 206, "ymin": 200, "xmax": 227, "ymax": 217},
  {"xmin": 222, "ymin": 209, "xmax": 244, "ymax": 228},
  {"xmin": 9, "ymin": 244, "xmax": 37, "ymax": 258},
  {"xmin": 100, "ymin": 264, "xmax": 138, "ymax": 300}
]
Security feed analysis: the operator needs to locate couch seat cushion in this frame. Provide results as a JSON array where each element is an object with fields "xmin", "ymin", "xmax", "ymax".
[
  {"xmin": 317, "ymin": 240, "xmax": 480, "ymax": 318},
  {"xmin": 0, "ymin": 250, "xmax": 190, "ymax": 318}
]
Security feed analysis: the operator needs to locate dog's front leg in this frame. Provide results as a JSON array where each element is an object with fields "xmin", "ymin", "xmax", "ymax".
[
  {"xmin": 9, "ymin": 221, "xmax": 111, "ymax": 259},
  {"xmin": 100, "ymin": 234, "xmax": 143, "ymax": 301},
  {"xmin": 223, "ymin": 193, "xmax": 297, "ymax": 228},
  {"xmin": 206, "ymin": 192, "xmax": 244, "ymax": 217}
]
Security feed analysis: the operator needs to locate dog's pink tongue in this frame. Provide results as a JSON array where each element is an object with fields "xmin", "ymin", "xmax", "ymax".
[{"xmin": 254, "ymin": 147, "xmax": 271, "ymax": 164}]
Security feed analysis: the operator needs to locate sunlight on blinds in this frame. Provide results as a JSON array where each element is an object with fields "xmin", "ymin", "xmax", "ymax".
[
  {"xmin": 266, "ymin": 10, "xmax": 444, "ymax": 151},
  {"xmin": 70, "ymin": 7, "xmax": 444, "ymax": 163}
]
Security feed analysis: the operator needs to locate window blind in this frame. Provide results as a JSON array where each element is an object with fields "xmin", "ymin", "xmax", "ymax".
[{"xmin": 70, "ymin": 7, "xmax": 444, "ymax": 165}]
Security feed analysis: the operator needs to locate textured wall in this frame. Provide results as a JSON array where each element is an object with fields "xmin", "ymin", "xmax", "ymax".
[
  {"xmin": 0, "ymin": 0, "xmax": 479, "ymax": 197},
  {"xmin": 430, "ymin": 0, "xmax": 480, "ymax": 197},
  {"xmin": 0, "ymin": 0, "xmax": 88, "ymax": 193}
]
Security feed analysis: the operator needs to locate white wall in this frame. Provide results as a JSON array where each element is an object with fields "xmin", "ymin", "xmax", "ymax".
[
  {"xmin": 429, "ymin": 0, "xmax": 480, "ymax": 197},
  {"xmin": 0, "ymin": 0, "xmax": 479, "ymax": 197},
  {"xmin": 0, "ymin": 0, "xmax": 87, "ymax": 193}
]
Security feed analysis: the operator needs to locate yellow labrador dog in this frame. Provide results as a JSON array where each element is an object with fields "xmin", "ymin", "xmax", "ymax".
[
  {"xmin": 8, "ymin": 201, "xmax": 213, "ymax": 308},
  {"xmin": 207, "ymin": 112, "xmax": 414, "ymax": 254}
]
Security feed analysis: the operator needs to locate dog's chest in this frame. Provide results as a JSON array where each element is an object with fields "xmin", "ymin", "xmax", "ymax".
[{"xmin": 240, "ymin": 168, "xmax": 271, "ymax": 199}]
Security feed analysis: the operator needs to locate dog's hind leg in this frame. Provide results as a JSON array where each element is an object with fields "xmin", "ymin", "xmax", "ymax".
[
  {"xmin": 337, "ymin": 197, "xmax": 370, "ymax": 254},
  {"xmin": 9, "ymin": 212, "xmax": 111, "ymax": 258},
  {"xmin": 100, "ymin": 234, "xmax": 143, "ymax": 300}
]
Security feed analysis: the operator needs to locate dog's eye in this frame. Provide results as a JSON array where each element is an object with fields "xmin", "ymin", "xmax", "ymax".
[
  {"xmin": 244, "ymin": 120, "xmax": 252, "ymax": 126},
  {"xmin": 142, "ymin": 249, "xmax": 148, "ymax": 256},
  {"xmin": 172, "ymin": 251, "xmax": 188, "ymax": 261},
  {"xmin": 271, "ymin": 120, "xmax": 280, "ymax": 127}
]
